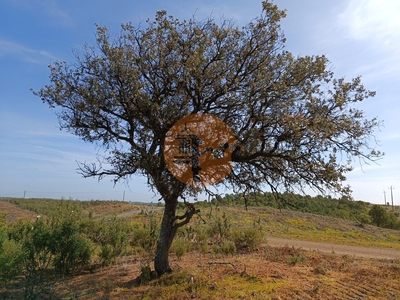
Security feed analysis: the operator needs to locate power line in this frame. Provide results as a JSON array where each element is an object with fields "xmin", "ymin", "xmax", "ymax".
[{"xmin": 389, "ymin": 186, "xmax": 395, "ymax": 212}]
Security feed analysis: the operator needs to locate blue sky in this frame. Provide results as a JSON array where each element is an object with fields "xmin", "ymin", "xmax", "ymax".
[{"xmin": 0, "ymin": 0, "xmax": 399, "ymax": 204}]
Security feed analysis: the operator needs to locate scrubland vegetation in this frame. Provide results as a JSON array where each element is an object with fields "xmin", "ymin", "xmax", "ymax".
[
  {"xmin": 216, "ymin": 192, "xmax": 400, "ymax": 229},
  {"xmin": 1, "ymin": 196, "xmax": 399, "ymax": 299}
]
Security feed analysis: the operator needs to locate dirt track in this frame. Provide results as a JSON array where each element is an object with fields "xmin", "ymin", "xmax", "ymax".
[{"xmin": 267, "ymin": 236, "xmax": 400, "ymax": 259}]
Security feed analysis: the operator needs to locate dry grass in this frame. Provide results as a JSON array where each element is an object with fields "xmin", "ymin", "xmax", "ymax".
[
  {"xmin": 223, "ymin": 206, "xmax": 400, "ymax": 249},
  {"xmin": 0, "ymin": 201, "xmax": 38, "ymax": 224},
  {"xmin": 29, "ymin": 246, "xmax": 399, "ymax": 299},
  {"xmin": 2, "ymin": 200, "xmax": 400, "ymax": 299},
  {"xmin": 81, "ymin": 201, "xmax": 143, "ymax": 218}
]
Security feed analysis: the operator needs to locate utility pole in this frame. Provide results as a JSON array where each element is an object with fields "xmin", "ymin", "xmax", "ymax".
[
  {"xmin": 389, "ymin": 186, "xmax": 395, "ymax": 212},
  {"xmin": 23, "ymin": 190, "xmax": 26, "ymax": 199},
  {"xmin": 383, "ymin": 190, "xmax": 387, "ymax": 205}
]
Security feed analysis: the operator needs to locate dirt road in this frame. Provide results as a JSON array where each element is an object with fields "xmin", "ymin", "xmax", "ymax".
[{"xmin": 267, "ymin": 236, "xmax": 400, "ymax": 260}]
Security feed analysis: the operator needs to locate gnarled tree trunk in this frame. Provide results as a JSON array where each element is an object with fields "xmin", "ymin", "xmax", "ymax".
[
  {"xmin": 154, "ymin": 194, "xmax": 199, "ymax": 275},
  {"xmin": 154, "ymin": 198, "xmax": 178, "ymax": 275}
]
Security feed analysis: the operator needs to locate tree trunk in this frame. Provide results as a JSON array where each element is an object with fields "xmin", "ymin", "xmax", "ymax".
[{"xmin": 154, "ymin": 198, "xmax": 178, "ymax": 275}]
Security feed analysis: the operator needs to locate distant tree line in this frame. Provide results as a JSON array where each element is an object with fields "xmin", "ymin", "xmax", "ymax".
[{"xmin": 213, "ymin": 192, "xmax": 400, "ymax": 229}]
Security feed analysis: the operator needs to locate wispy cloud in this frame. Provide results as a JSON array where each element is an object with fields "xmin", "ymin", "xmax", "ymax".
[
  {"xmin": 335, "ymin": 0, "xmax": 400, "ymax": 81},
  {"xmin": 10, "ymin": 0, "xmax": 75, "ymax": 28},
  {"xmin": 339, "ymin": 0, "xmax": 400, "ymax": 50},
  {"xmin": 38, "ymin": 0, "xmax": 74, "ymax": 27},
  {"xmin": 0, "ymin": 39, "xmax": 58, "ymax": 64}
]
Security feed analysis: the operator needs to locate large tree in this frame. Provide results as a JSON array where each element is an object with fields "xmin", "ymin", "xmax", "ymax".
[{"xmin": 33, "ymin": 1, "xmax": 382, "ymax": 275}]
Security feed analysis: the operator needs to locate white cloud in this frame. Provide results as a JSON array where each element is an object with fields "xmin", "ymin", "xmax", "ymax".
[
  {"xmin": 0, "ymin": 39, "xmax": 58, "ymax": 64},
  {"xmin": 334, "ymin": 0, "xmax": 400, "ymax": 82},
  {"xmin": 339, "ymin": 0, "xmax": 400, "ymax": 49}
]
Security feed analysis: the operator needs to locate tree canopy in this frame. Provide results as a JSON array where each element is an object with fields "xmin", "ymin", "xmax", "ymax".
[{"xmin": 33, "ymin": 1, "xmax": 383, "ymax": 274}]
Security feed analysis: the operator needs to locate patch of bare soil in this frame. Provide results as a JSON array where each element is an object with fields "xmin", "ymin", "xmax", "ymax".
[{"xmin": 0, "ymin": 201, "xmax": 38, "ymax": 224}]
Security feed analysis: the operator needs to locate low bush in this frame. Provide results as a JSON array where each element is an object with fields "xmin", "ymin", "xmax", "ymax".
[
  {"xmin": 98, "ymin": 216, "xmax": 130, "ymax": 265},
  {"xmin": 0, "ymin": 216, "xmax": 24, "ymax": 286},
  {"xmin": 171, "ymin": 236, "xmax": 190, "ymax": 260},
  {"xmin": 229, "ymin": 227, "xmax": 263, "ymax": 251}
]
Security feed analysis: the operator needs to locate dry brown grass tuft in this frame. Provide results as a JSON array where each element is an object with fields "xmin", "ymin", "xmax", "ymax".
[{"xmin": 24, "ymin": 245, "xmax": 397, "ymax": 300}]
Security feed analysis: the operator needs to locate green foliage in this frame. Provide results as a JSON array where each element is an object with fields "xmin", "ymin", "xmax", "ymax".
[
  {"xmin": 171, "ymin": 236, "xmax": 190, "ymax": 260},
  {"xmin": 0, "ymin": 238, "xmax": 23, "ymax": 285},
  {"xmin": 358, "ymin": 212, "xmax": 372, "ymax": 224},
  {"xmin": 48, "ymin": 203, "xmax": 92, "ymax": 273},
  {"xmin": 211, "ymin": 239, "xmax": 237, "ymax": 257},
  {"xmin": 5, "ymin": 198, "xmax": 84, "ymax": 217},
  {"xmin": 229, "ymin": 227, "xmax": 263, "ymax": 251},
  {"xmin": 131, "ymin": 214, "xmax": 160, "ymax": 254},
  {"xmin": 140, "ymin": 265, "xmax": 152, "ymax": 282},
  {"xmin": 0, "ymin": 215, "xmax": 24, "ymax": 286},
  {"xmin": 207, "ymin": 212, "xmax": 232, "ymax": 242},
  {"xmin": 22, "ymin": 218, "xmax": 53, "ymax": 272},
  {"xmin": 220, "ymin": 240, "xmax": 237, "ymax": 256},
  {"xmin": 369, "ymin": 205, "xmax": 400, "ymax": 229},
  {"xmin": 2, "ymin": 201, "xmax": 96, "ymax": 283},
  {"xmin": 98, "ymin": 216, "xmax": 130, "ymax": 265},
  {"xmin": 216, "ymin": 192, "xmax": 371, "ymax": 223},
  {"xmin": 288, "ymin": 253, "xmax": 307, "ymax": 266},
  {"xmin": 386, "ymin": 213, "xmax": 400, "ymax": 230},
  {"xmin": 369, "ymin": 205, "xmax": 387, "ymax": 227},
  {"xmin": 50, "ymin": 219, "xmax": 92, "ymax": 274}
]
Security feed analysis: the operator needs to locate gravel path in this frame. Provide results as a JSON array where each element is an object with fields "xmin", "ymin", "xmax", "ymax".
[{"xmin": 267, "ymin": 236, "xmax": 400, "ymax": 259}]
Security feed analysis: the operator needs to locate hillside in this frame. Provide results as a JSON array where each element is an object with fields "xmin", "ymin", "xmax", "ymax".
[
  {"xmin": 215, "ymin": 192, "xmax": 400, "ymax": 231},
  {"xmin": 2, "ymin": 198, "xmax": 147, "ymax": 221},
  {"xmin": 0, "ymin": 200, "xmax": 37, "ymax": 223},
  {"xmin": 1, "ymin": 198, "xmax": 400, "ymax": 299}
]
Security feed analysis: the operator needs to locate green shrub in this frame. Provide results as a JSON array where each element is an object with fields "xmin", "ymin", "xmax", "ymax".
[
  {"xmin": 220, "ymin": 240, "xmax": 236, "ymax": 256},
  {"xmin": 230, "ymin": 227, "xmax": 263, "ymax": 251},
  {"xmin": 369, "ymin": 205, "xmax": 388, "ymax": 227},
  {"xmin": 131, "ymin": 215, "xmax": 159, "ymax": 253},
  {"xmin": 193, "ymin": 227, "xmax": 210, "ymax": 253},
  {"xmin": 358, "ymin": 212, "xmax": 372, "ymax": 224},
  {"xmin": 50, "ymin": 218, "xmax": 92, "ymax": 274},
  {"xmin": 100, "ymin": 244, "xmax": 114, "ymax": 265},
  {"xmin": 386, "ymin": 213, "xmax": 400, "ymax": 230},
  {"xmin": 140, "ymin": 265, "xmax": 152, "ymax": 283},
  {"xmin": 211, "ymin": 239, "xmax": 236, "ymax": 257},
  {"xmin": 22, "ymin": 218, "xmax": 53, "ymax": 272},
  {"xmin": 194, "ymin": 227, "xmax": 208, "ymax": 243},
  {"xmin": 132, "ymin": 227, "xmax": 156, "ymax": 253},
  {"xmin": 171, "ymin": 236, "xmax": 190, "ymax": 260},
  {"xmin": 0, "ymin": 241, "xmax": 20, "ymax": 284},
  {"xmin": 288, "ymin": 253, "xmax": 307, "ymax": 266},
  {"xmin": 198, "ymin": 241, "xmax": 209, "ymax": 254},
  {"xmin": 207, "ymin": 212, "xmax": 231, "ymax": 241},
  {"xmin": 0, "ymin": 222, "xmax": 24, "ymax": 285},
  {"xmin": 98, "ymin": 216, "xmax": 129, "ymax": 265},
  {"xmin": 369, "ymin": 205, "xmax": 400, "ymax": 229}
]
